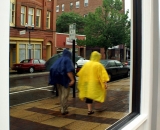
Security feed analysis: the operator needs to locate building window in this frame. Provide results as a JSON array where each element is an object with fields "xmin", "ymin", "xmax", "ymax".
[
  {"xmin": 35, "ymin": 44, "xmax": 41, "ymax": 59},
  {"xmin": 70, "ymin": 2, "xmax": 73, "ymax": 10},
  {"xmin": 46, "ymin": 11, "xmax": 50, "ymax": 29},
  {"xmin": 10, "ymin": 1, "xmax": 15, "ymax": 26},
  {"xmin": 84, "ymin": 0, "xmax": 88, "ymax": 7},
  {"xmin": 76, "ymin": 1, "xmax": 80, "ymax": 8},
  {"xmin": 19, "ymin": 44, "xmax": 26, "ymax": 62},
  {"xmin": 56, "ymin": 5, "xmax": 59, "ymax": 12},
  {"xmin": 36, "ymin": 9, "xmax": 41, "ymax": 27},
  {"xmin": 62, "ymin": 4, "xmax": 64, "ymax": 11},
  {"xmin": 19, "ymin": 44, "xmax": 41, "ymax": 61},
  {"xmin": 21, "ymin": 6, "xmax": 26, "ymax": 26},
  {"xmin": 28, "ymin": 8, "xmax": 34, "ymax": 26}
]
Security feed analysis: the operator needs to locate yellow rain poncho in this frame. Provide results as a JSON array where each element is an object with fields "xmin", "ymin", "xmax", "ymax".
[{"xmin": 77, "ymin": 51, "xmax": 109, "ymax": 103}]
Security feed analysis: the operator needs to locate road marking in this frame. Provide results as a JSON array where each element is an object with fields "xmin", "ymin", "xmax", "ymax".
[{"xmin": 9, "ymin": 86, "xmax": 53, "ymax": 95}]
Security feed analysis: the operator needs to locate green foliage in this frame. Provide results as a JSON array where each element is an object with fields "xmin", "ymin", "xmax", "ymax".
[
  {"xmin": 76, "ymin": 0, "xmax": 131, "ymax": 50},
  {"xmin": 56, "ymin": 12, "xmax": 85, "ymax": 34}
]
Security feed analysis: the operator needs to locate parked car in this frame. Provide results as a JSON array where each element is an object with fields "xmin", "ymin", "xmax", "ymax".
[
  {"xmin": 100, "ymin": 60, "xmax": 130, "ymax": 80},
  {"xmin": 12, "ymin": 59, "xmax": 46, "ymax": 73},
  {"xmin": 75, "ymin": 58, "xmax": 89, "ymax": 68},
  {"xmin": 76, "ymin": 60, "xmax": 130, "ymax": 81}
]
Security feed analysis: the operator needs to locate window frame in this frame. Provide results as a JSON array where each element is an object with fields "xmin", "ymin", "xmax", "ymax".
[
  {"xmin": 36, "ymin": 9, "xmax": 41, "ymax": 28},
  {"xmin": 56, "ymin": 5, "xmax": 59, "ymax": 12},
  {"xmin": 84, "ymin": 0, "xmax": 88, "ymax": 7},
  {"xmin": 107, "ymin": 0, "xmax": 142, "ymax": 129},
  {"xmin": 21, "ymin": 6, "xmax": 26, "ymax": 26},
  {"xmin": 62, "ymin": 4, "xmax": 64, "ymax": 11},
  {"xmin": 76, "ymin": 1, "xmax": 80, "ymax": 8},
  {"xmin": 28, "ymin": 8, "xmax": 34, "ymax": 26},
  {"xmin": 46, "ymin": 11, "xmax": 51, "ymax": 29},
  {"xmin": 70, "ymin": 2, "xmax": 73, "ymax": 10},
  {"xmin": 10, "ymin": 0, "xmax": 15, "ymax": 26}
]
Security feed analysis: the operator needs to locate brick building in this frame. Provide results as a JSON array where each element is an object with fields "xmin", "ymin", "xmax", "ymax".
[{"xmin": 9, "ymin": 0, "xmax": 57, "ymax": 67}]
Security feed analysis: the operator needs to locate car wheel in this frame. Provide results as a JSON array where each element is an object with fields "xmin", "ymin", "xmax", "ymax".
[
  {"xmin": 108, "ymin": 74, "xmax": 112, "ymax": 81},
  {"xmin": 29, "ymin": 67, "xmax": 34, "ymax": 73},
  {"xmin": 125, "ymin": 70, "xmax": 130, "ymax": 77},
  {"xmin": 127, "ymin": 70, "xmax": 130, "ymax": 77}
]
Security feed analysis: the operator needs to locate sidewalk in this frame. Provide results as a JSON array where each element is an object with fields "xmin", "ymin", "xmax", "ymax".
[{"xmin": 10, "ymin": 78, "xmax": 130, "ymax": 130}]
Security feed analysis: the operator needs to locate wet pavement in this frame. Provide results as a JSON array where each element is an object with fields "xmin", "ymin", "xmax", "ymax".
[{"xmin": 10, "ymin": 78, "xmax": 130, "ymax": 130}]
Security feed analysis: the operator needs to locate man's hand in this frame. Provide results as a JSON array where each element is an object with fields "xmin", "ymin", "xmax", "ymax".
[
  {"xmin": 69, "ymin": 80, "xmax": 74, "ymax": 87},
  {"xmin": 67, "ymin": 72, "xmax": 75, "ymax": 87}
]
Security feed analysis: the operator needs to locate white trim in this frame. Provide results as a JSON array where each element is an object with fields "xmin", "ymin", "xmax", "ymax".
[
  {"xmin": 0, "ymin": 0, "xmax": 10, "ymax": 129},
  {"xmin": 122, "ymin": 115, "xmax": 148, "ymax": 130}
]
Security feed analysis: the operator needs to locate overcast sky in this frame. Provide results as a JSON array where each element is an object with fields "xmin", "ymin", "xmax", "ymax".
[{"xmin": 125, "ymin": 0, "xmax": 131, "ymax": 19}]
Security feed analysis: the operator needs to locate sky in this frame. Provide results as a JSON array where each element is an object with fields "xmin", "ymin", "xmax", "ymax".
[{"xmin": 125, "ymin": 0, "xmax": 131, "ymax": 19}]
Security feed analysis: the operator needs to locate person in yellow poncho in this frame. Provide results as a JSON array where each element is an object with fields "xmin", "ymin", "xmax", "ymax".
[{"xmin": 77, "ymin": 51, "xmax": 109, "ymax": 115}]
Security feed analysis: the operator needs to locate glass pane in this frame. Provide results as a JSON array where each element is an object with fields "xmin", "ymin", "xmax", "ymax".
[
  {"xmin": 36, "ymin": 9, "xmax": 40, "ymax": 15},
  {"xmin": 29, "ymin": 8, "xmax": 33, "ymax": 14},
  {"xmin": 35, "ymin": 44, "xmax": 41, "ymax": 49},
  {"xmin": 35, "ymin": 49, "xmax": 40, "ymax": 59},
  {"xmin": 28, "ymin": 15, "xmax": 32, "ymax": 26},
  {"xmin": 21, "ymin": 6, "xmax": 25, "ymax": 13},
  {"xmin": 21, "ymin": 14, "xmax": 24, "ymax": 25},
  {"xmin": 36, "ymin": 16, "xmax": 39, "ymax": 26},
  {"xmin": 19, "ymin": 49, "xmax": 26, "ymax": 62},
  {"xmin": 12, "ymin": 4, "xmax": 15, "ymax": 10}
]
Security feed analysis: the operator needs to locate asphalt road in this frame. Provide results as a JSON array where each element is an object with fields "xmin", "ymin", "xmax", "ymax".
[{"xmin": 9, "ymin": 72, "xmax": 77, "ymax": 106}]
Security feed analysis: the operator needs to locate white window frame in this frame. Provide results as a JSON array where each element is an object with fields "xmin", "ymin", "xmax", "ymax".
[
  {"xmin": 76, "ymin": 1, "xmax": 80, "ymax": 8},
  {"xmin": 21, "ymin": 6, "xmax": 26, "ymax": 26},
  {"xmin": 56, "ymin": 5, "xmax": 59, "ymax": 12},
  {"xmin": 28, "ymin": 8, "xmax": 34, "ymax": 26},
  {"xmin": 84, "ymin": 0, "xmax": 88, "ymax": 7},
  {"xmin": 10, "ymin": 0, "xmax": 15, "ymax": 26},
  {"xmin": 46, "ymin": 11, "xmax": 50, "ymax": 29},
  {"xmin": 62, "ymin": 4, "xmax": 64, "ymax": 11},
  {"xmin": 36, "ymin": 9, "xmax": 41, "ymax": 27}
]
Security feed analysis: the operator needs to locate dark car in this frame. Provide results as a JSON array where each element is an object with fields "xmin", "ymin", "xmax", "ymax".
[
  {"xmin": 12, "ymin": 59, "xmax": 46, "ymax": 73},
  {"xmin": 76, "ymin": 60, "xmax": 130, "ymax": 81},
  {"xmin": 124, "ymin": 60, "xmax": 130, "ymax": 68},
  {"xmin": 45, "ymin": 52, "xmax": 85, "ymax": 71},
  {"xmin": 100, "ymin": 60, "xmax": 130, "ymax": 80}
]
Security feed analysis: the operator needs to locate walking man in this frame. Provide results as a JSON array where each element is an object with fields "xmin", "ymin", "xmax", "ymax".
[{"xmin": 49, "ymin": 49, "xmax": 75, "ymax": 115}]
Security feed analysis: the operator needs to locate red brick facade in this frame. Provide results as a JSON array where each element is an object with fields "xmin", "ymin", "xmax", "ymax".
[
  {"xmin": 57, "ymin": 0, "xmax": 125, "ymax": 17},
  {"xmin": 10, "ymin": 0, "xmax": 57, "ymax": 66}
]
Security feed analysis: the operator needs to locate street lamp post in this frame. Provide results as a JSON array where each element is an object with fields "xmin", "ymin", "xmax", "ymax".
[{"xmin": 25, "ymin": 23, "xmax": 34, "ymax": 59}]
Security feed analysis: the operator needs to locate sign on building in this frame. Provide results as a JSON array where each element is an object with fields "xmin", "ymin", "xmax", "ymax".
[
  {"xmin": 69, "ymin": 23, "xmax": 76, "ymax": 40},
  {"xmin": 19, "ymin": 30, "xmax": 26, "ymax": 35}
]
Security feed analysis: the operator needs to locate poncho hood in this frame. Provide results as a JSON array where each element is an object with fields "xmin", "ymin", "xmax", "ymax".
[
  {"xmin": 62, "ymin": 49, "xmax": 72, "ymax": 59},
  {"xmin": 90, "ymin": 51, "xmax": 101, "ymax": 62}
]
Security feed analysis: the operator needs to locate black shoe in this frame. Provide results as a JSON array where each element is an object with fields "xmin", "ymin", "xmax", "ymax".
[
  {"xmin": 88, "ymin": 111, "xmax": 94, "ymax": 115},
  {"xmin": 62, "ymin": 111, "xmax": 69, "ymax": 115}
]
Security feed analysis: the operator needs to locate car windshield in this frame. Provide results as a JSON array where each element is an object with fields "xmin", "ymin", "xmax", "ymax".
[
  {"xmin": 20, "ymin": 59, "xmax": 31, "ymax": 63},
  {"xmin": 100, "ymin": 60, "xmax": 109, "ymax": 66}
]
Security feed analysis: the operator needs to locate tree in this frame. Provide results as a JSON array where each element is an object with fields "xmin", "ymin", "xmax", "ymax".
[
  {"xmin": 56, "ymin": 12, "xmax": 85, "ymax": 34},
  {"xmin": 77, "ymin": 0, "xmax": 131, "ymax": 58}
]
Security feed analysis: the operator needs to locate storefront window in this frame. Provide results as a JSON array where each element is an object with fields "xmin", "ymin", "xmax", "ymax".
[{"xmin": 19, "ymin": 44, "xmax": 26, "ymax": 62}]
